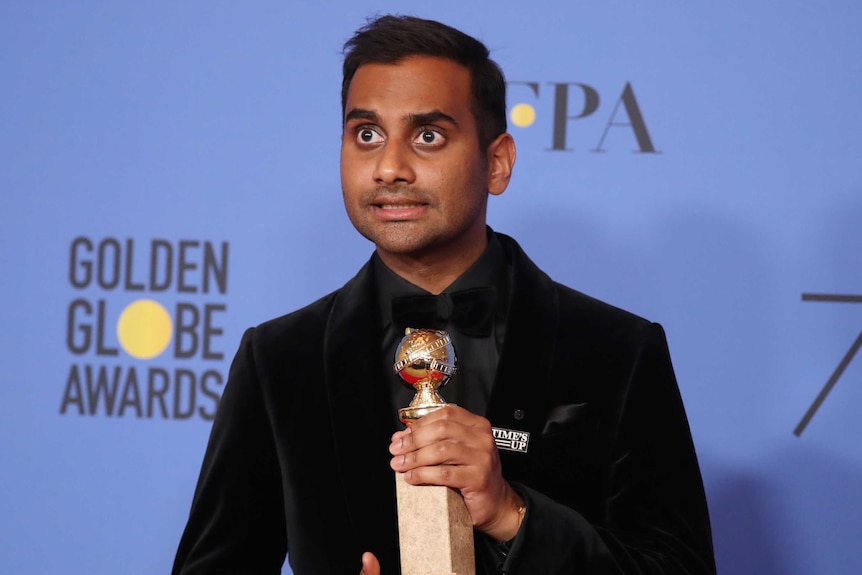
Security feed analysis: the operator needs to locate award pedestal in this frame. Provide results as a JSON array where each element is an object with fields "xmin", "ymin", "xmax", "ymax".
[{"xmin": 395, "ymin": 472, "xmax": 475, "ymax": 575}]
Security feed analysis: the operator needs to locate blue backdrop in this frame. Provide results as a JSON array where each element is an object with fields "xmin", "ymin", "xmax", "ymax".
[{"xmin": 2, "ymin": 2, "xmax": 860, "ymax": 573}]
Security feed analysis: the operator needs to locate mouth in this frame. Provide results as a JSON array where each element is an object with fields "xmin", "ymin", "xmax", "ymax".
[
  {"xmin": 370, "ymin": 197, "xmax": 429, "ymax": 220},
  {"xmin": 377, "ymin": 202, "xmax": 426, "ymax": 209}
]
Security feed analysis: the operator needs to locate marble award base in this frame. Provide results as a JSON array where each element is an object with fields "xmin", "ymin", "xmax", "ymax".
[{"xmin": 395, "ymin": 472, "xmax": 475, "ymax": 575}]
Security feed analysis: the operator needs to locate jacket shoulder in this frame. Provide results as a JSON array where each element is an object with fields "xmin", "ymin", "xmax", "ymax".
[
  {"xmin": 497, "ymin": 230, "xmax": 658, "ymax": 340},
  {"xmin": 237, "ymin": 290, "xmax": 339, "ymax": 366},
  {"xmin": 556, "ymin": 282, "xmax": 653, "ymax": 330}
]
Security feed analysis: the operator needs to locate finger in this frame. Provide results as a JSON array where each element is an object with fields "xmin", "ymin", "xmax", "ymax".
[
  {"xmin": 392, "ymin": 434, "xmax": 465, "ymax": 470},
  {"xmin": 391, "ymin": 418, "xmax": 497, "ymax": 472},
  {"xmin": 389, "ymin": 425, "xmax": 412, "ymax": 455},
  {"xmin": 397, "ymin": 456, "xmax": 474, "ymax": 489},
  {"xmin": 418, "ymin": 406, "xmax": 493, "ymax": 440},
  {"xmin": 422, "ymin": 416, "xmax": 496, "ymax": 454},
  {"xmin": 359, "ymin": 551, "xmax": 380, "ymax": 575},
  {"xmin": 394, "ymin": 440, "xmax": 499, "ymax": 487},
  {"xmin": 393, "ymin": 411, "xmax": 476, "ymax": 454},
  {"xmin": 420, "ymin": 404, "xmax": 476, "ymax": 426}
]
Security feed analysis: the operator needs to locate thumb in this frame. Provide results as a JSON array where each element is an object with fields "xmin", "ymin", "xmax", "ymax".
[{"xmin": 360, "ymin": 551, "xmax": 381, "ymax": 575}]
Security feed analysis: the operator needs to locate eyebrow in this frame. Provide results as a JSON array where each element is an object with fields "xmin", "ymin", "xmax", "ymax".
[
  {"xmin": 343, "ymin": 108, "xmax": 378, "ymax": 124},
  {"xmin": 343, "ymin": 108, "xmax": 459, "ymax": 128},
  {"xmin": 408, "ymin": 110, "xmax": 459, "ymax": 127}
]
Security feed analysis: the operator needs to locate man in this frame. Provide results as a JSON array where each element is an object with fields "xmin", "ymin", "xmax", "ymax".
[{"xmin": 173, "ymin": 15, "xmax": 716, "ymax": 575}]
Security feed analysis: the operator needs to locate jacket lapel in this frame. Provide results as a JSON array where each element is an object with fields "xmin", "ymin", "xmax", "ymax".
[
  {"xmin": 323, "ymin": 258, "xmax": 401, "ymax": 562},
  {"xmin": 487, "ymin": 235, "xmax": 560, "ymax": 483}
]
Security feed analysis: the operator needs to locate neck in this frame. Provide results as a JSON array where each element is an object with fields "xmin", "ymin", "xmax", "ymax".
[{"xmin": 376, "ymin": 233, "xmax": 488, "ymax": 294}]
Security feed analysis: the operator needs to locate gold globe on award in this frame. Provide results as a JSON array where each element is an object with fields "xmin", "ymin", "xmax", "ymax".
[{"xmin": 393, "ymin": 328, "xmax": 458, "ymax": 423}]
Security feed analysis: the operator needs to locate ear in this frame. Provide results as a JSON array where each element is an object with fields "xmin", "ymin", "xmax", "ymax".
[{"xmin": 486, "ymin": 133, "xmax": 516, "ymax": 197}]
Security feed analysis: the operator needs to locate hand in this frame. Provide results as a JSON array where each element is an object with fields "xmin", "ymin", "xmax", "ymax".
[
  {"xmin": 359, "ymin": 551, "xmax": 380, "ymax": 575},
  {"xmin": 389, "ymin": 405, "xmax": 525, "ymax": 542}
]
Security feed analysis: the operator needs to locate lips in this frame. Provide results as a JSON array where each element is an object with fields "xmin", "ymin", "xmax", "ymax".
[
  {"xmin": 379, "ymin": 203, "xmax": 424, "ymax": 209},
  {"xmin": 371, "ymin": 197, "xmax": 428, "ymax": 220}
]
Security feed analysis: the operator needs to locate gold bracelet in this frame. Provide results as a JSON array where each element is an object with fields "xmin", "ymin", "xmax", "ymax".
[
  {"xmin": 498, "ymin": 503, "xmax": 527, "ymax": 547},
  {"xmin": 516, "ymin": 503, "xmax": 526, "ymax": 529}
]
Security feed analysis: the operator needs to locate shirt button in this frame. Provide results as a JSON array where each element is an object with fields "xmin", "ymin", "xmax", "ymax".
[{"xmin": 513, "ymin": 409, "xmax": 525, "ymax": 421}]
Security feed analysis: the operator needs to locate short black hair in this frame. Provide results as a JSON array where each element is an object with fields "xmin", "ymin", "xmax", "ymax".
[{"xmin": 342, "ymin": 14, "xmax": 507, "ymax": 151}]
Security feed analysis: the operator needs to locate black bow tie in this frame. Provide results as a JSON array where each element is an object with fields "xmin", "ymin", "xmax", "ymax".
[{"xmin": 391, "ymin": 287, "xmax": 497, "ymax": 337}]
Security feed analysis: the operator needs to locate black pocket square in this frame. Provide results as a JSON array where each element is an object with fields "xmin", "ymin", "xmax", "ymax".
[{"xmin": 542, "ymin": 402, "xmax": 589, "ymax": 435}]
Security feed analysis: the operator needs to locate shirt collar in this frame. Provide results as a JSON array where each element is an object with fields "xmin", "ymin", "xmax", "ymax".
[{"xmin": 373, "ymin": 227, "xmax": 506, "ymax": 330}]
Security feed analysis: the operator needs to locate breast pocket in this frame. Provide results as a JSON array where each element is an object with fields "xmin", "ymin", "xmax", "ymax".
[
  {"xmin": 541, "ymin": 402, "xmax": 590, "ymax": 436},
  {"xmin": 534, "ymin": 402, "xmax": 609, "ymax": 505}
]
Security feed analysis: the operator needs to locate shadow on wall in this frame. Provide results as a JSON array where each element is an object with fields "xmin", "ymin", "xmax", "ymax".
[
  {"xmin": 704, "ymin": 465, "xmax": 793, "ymax": 575},
  {"xmin": 703, "ymin": 443, "xmax": 862, "ymax": 575}
]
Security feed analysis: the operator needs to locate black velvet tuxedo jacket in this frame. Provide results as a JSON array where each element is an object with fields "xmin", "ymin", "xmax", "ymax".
[{"xmin": 173, "ymin": 233, "xmax": 716, "ymax": 575}]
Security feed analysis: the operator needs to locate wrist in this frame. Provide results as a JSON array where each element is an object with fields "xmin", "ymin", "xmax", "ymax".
[{"xmin": 489, "ymin": 491, "xmax": 526, "ymax": 543}]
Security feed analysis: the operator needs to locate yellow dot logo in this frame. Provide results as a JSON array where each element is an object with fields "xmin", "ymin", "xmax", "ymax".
[
  {"xmin": 510, "ymin": 103, "xmax": 536, "ymax": 128},
  {"xmin": 117, "ymin": 299, "xmax": 173, "ymax": 359}
]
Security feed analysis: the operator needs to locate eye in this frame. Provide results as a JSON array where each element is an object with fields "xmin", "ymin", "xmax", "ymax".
[
  {"xmin": 415, "ymin": 129, "xmax": 444, "ymax": 146},
  {"xmin": 356, "ymin": 127, "xmax": 384, "ymax": 144}
]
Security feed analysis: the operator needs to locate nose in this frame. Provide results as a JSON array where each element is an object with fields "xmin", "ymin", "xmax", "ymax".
[{"xmin": 373, "ymin": 141, "xmax": 415, "ymax": 185}]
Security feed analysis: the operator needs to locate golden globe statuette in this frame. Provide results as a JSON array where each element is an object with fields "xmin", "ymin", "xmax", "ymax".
[
  {"xmin": 392, "ymin": 328, "xmax": 475, "ymax": 575},
  {"xmin": 394, "ymin": 328, "xmax": 457, "ymax": 422}
]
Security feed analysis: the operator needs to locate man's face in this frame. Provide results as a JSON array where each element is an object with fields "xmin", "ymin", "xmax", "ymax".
[{"xmin": 340, "ymin": 56, "xmax": 496, "ymax": 265}]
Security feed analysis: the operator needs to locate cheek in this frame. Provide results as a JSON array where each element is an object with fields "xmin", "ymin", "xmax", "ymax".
[
  {"xmin": 446, "ymin": 159, "xmax": 487, "ymax": 200},
  {"xmin": 428, "ymin": 156, "xmax": 475, "ymax": 187},
  {"xmin": 340, "ymin": 157, "xmax": 363, "ymax": 194}
]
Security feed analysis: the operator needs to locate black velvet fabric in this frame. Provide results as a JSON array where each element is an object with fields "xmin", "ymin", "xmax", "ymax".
[{"xmin": 172, "ymin": 233, "xmax": 716, "ymax": 574}]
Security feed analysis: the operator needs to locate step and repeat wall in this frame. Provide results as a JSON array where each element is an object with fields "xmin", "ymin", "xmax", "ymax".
[{"xmin": 2, "ymin": 2, "xmax": 860, "ymax": 573}]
